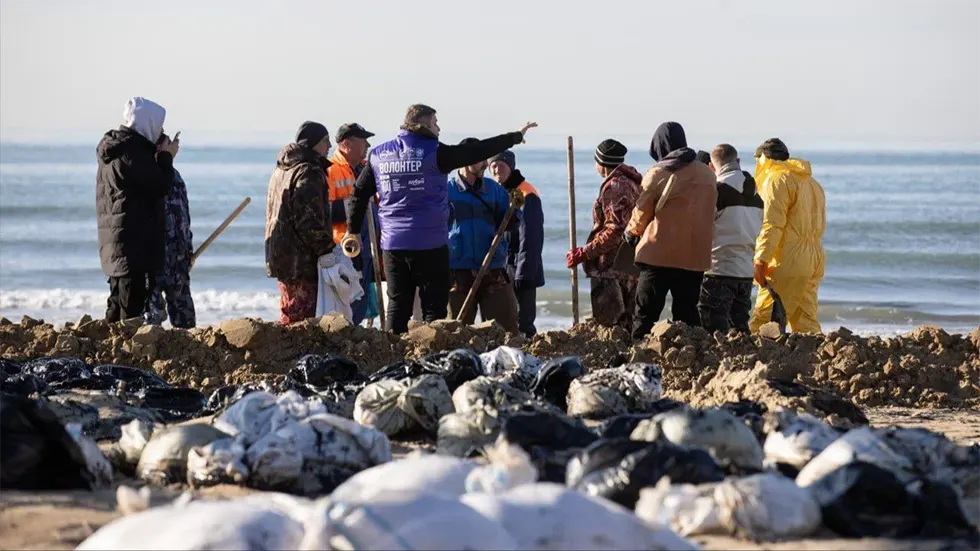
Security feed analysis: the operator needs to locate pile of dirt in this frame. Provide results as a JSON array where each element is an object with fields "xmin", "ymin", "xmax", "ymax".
[{"xmin": 1, "ymin": 315, "xmax": 976, "ymax": 409}]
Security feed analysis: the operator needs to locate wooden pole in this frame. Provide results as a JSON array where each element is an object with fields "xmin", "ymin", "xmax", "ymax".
[
  {"xmin": 456, "ymin": 189, "xmax": 525, "ymax": 323},
  {"xmin": 566, "ymin": 137, "xmax": 579, "ymax": 325},
  {"xmin": 364, "ymin": 198, "xmax": 386, "ymax": 329},
  {"xmin": 190, "ymin": 197, "xmax": 251, "ymax": 268}
]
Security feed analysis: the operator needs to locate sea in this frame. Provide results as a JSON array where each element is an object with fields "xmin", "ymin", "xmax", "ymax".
[{"xmin": 1, "ymin": 144, "xmax": 978, "ymax": 336}]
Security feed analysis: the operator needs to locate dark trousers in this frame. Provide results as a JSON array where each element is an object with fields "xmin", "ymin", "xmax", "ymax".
[
  {"xmin": 105, "ymin": 274, "xmax": 152, "ymax": 323},
  {"xmin": 516, "ymin": 285, "xmax": 538, "ymax": 337},
  {"xmin": 632, "ymin": 264, "xmax": 704, "ymax": 341},
  {"xmin": 383, "ymin": 246, "xmax": 450, "ymax": 334},
  {"xmin": 449, "ymin": 269, "xmax": 520, "ymax": 334},
  {"xmin": 698, "ymin": 275, "xmax": 753, "ymax": 333}
]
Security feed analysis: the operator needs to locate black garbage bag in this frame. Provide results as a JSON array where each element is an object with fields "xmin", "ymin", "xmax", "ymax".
[
  {"xmin": 22, "ymin": 357, "xmax": 91, "ymax": 385},
  {"xmin": 595, "ymin": 399, "xmax": 686, "ymax": 439},
  {"xmin": 415, "ymin": 349, "xmax": 483, "ymax": 392},
  {"xmin": 721, "ymin": 400, "xmax": 768, "ymax": 444},
  {"xmin": 566, "ymin": 438, "xmax": 726, "ymax": 509},
  {"xmin": 767, "ymin": 377, "xmax": 869, "ymax": 425},
  {"xmin": 138, "ymin": 387, "xmax": 206, "ymax": 419},
  {"xmin": 368, "ymin": 349, "xmax": 483, "ymax": 392},
  {"xmin": 811, "ymin": 461, "xmax": 978, "ymax": 541},
  {"xmin": 0, "ymin": 394, "xmax": 94, "ymax": 490},
  {"xmin": 529, "ymin": 356, "xmax": 585, "ymax": 410},
  {"xmin": 289, "ymin": 353, "xmax": 363, "ymax": 387},
  {"xmin": 500, "ymin": 411, "xmax": 599, "ymax": 483},
  {"xmin": 1, "ymin": 358, "xmax": 23, "ymax": 377},
  {"xmin": 204, "ymin": 384, "xmax": 266, "ymax": 412},
  {"xmin": 92, "ymin": 364, "xmax": 169, "ymax": 389},
  {"xmin": 1, "ymin": 373, "xmax": 48, "ymax": 396}
]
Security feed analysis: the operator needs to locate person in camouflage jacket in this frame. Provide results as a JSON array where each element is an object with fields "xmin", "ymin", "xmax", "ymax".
[
  {"xmin": 145, "ymin": 135, "xmax": 196, "ymax": 328},
  {"xmin": 265, "ymin": 122, "xmax": 336, "ymax": 325},
  {"xmin": 566, "ymin": 139, "xmax": 642, "ymax": 332}
]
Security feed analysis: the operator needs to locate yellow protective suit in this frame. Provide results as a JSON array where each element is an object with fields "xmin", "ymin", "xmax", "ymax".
[{"xmin": 749, "ymin": 156, "xmax": 826, "ymax": 334}]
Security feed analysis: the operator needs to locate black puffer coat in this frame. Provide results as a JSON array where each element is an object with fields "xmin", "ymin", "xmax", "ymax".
[{"xmin": 96, "ymin": 126, "xmax": 174, "ymax": 277}]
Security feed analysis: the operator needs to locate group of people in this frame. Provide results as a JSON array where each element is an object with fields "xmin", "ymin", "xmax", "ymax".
[
  {"xmin": 569, "ymin": 122, "xmax": 826, "ymax": 339},
  {"xmin": 95, "ymin": 97, "xmax": 826, "ymax": 340}
]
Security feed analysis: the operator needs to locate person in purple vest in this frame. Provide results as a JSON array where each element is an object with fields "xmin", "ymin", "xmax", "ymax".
[{"xmin": 346, "ymin": 104, "xmax": 537, "ymax": 334}]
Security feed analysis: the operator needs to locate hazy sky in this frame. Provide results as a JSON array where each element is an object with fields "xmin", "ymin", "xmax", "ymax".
[{"xmin": 1, "ymin": 0, "xmax": 978, "ymax": 149}]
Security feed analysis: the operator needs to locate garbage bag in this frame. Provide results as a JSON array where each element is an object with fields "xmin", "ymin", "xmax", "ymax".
[
  {"xmin": 0, "ymin": 372, "xmax": 48, "ymax": 396},
  {"xmin": 288, "ymin": 353, "xmax": 362, "ymax": 387},
  {"xmin": 21, "ymin": 356, "xmax": 91, "ymax": 384},
  {"xmin": 461, "ymin": 482, "xmax": 698, "ymax": 551},
  {"xmin": 354, "ymin": 374, "xmax": 454, "ymax": 438},
  {"xmin": 453, "ymin": 376, "xmax": 554, "ymax": 415},
  {"xmin": 529, "ymin": 356, "xmax": 585, "ymax": 410},
  {"xmin": 315, "ymin": 489, "xmax": 519, "ymax": 550},
  {"xmin": 306, "ymin": 381, "xmax": 366, "ymax": 419},
  {"xmin": 138, "ymin": 386, "xmax": 206, "ymax": 419},
  {"xmin": 874, "ymin": 426, "xmax": 980, "ymax": 498},
  {"xmin": 91, "ymin": 364, "xmax": 169, "ymax": 390},
  {"xmin": 117, "ymin": 418, "xmax": 160, "ymax": 468},
  {"xmin": 566, "ymin": 363, "xmax": 663, "ymax": 419},
  {"xmin": 720, "ymin": 400, "xmax": 768, "ymax": 443},
  {"xmin": 0, "ymin": 394, "xmax": 97, "ymax": 490},
  {"xmin": 205, "ymin": 384, "xmax": 264, "ymax": 412},
  {"xmin": 45, "ymin": 389, "xmax": 165, "ymax": 441},
  {"xmin": 498, "ymin": 411, "xmax": 598, "ymax": 483},
  {"xmin": 0, "ymin": 357, "xmax": 23, "ymax": 377},
  {"xmin": 595, "ymin": 399, "xmax": 685, "ymax": 439},
  {"xmin": 437, "ymin": 403, "xmax": 502, "ymax": 457},
  {"xmin": 795, "ymin": 426, "xmax": 914, "ymax": 488},
  {"xmin": 331, "ymin": 454, "xmax": 480, "ymax": 501},
  {"xmin": 186, "ymin": 436, "xmax": 249, "ymax": 487},
  {"xmin": 64, "ymin": 422, "xmax": 113, "ymax": 487},
  {"xmin": 76, "ymin": 493, "xmax": 311, "ymax": 550},
  {"xmin": 565, "ymin": 438, "xmax": 724, "ymax": 509},
  {"xmin": 480, "ymin": 346, "xmax": 541, "ymax": 391},
  {"xmin": 368, "ymin": 348, "xmax": 483, "ymax": 392},
  {"xmin": 136, "ymin": 423, "xmax": 230, "ymax": 485},
  {"xmin": 763, "ymin": 408, "xmax": 841, "ymax": 470},
  {"xmin": 635, "ymin": 473, "xmax": 822, "ymax": 541},
  {"xmin": 806, "ymin": 460, "xmax": 977, "ymax": 539},
  {"xmin": 632, "ymin": 407, "xmax": 764, "ymax": 473}
]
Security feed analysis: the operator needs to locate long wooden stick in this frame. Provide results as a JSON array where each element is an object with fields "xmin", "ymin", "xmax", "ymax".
[
  {"xmin": 566, "ymin": 137, "xmax": 579, "ymax": 325},
  {"xmin": 456, "ymin": 190, "xmax": 524, "ymax": 323},
  {"xmin": 364, "ymin": 198, "xmax": 386, "ymax": 329},
  {"xmin": 191, "ymin": 197, "xmax": 251, "ymax": 267}
]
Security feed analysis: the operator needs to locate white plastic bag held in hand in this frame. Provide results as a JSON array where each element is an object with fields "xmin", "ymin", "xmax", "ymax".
[{"xmin": 316, "ymin": 248, "xmax": 364, "ymax": 320}]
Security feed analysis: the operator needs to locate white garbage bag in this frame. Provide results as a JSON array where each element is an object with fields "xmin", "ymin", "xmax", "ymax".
[
  {"xmin": 796, "ymin": 427, "xmax": 916, "ymax": 493},
  {"xmin": 436, "ymin": 403, "xmax": 502, "ymax": 457},
  {"xmin": 118, "ymin": 418, "xmax": 160, "ymax": 467},
  {"xmin": 632, "ymin": 407, "xmax": 764, "ymax": 472},
  {"xmin": 763, "ymin": 408, "xmax": 841, "ymax": 469},
  {"xmin": 303, "ymin": 490, "xmax": 519, "ymax": 550},
  {"xmin": 480, "ymin": 346, "xmax": 541, "ymax": 389},
  {"xmin": 566, "ymin": 363, "xmax": 663, "ymax": 419},
  {"xmin": 461, "ymin": 482, "xmax": 698, "ymax": 550},
  {"xmin": 354, "ymin": 375, "xmax": 454, "ymax": 438},
  {"xmin": 452, "ymin": 376, "xmax": 542, "ymax": 414},
  {"xmin": 315, "ymin": 248, "xmax": 365, "ymax": 321},
  {"xmin": 635, "ymin": 473, "xmax": 822, "ymax": 541},
  {"xmin": 65, "ymin": 422, "xmax": 113, "ymax": 487},
  {"xmin": 76, "ymin": 493, "xmax": 312, "ymax": 550},
  {"xmin": 330, "ymin": 454, "xmax": 479, "ymax": 502}
]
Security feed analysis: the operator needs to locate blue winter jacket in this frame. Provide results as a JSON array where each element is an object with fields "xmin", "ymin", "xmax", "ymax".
[{"xmin": 447, "ymin": 174, "xmax": 517, "ymax": 270}]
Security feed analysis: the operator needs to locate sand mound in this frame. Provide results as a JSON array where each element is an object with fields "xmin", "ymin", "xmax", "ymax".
[{"xmin": 0, "ymin": 315, "xmax": 976, "ymax": 409}]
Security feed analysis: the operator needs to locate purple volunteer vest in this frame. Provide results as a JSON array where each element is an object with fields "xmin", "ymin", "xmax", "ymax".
[{"xmin": 369, "ymin": 130, "xmax": 448, "ymax": 250}]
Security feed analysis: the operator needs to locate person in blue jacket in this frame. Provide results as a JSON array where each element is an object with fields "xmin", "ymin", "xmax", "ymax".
[
  {"xmin": 489, "ymin": 151, "xmax": 544, "ymax": 337},
  {"xmin": 447, "ymin": 138, "xmax": 520, "ymax": 333}
]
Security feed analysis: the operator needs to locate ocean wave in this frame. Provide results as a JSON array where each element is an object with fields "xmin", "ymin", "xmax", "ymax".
[{"xmin": 0, "ymin": 288, "xmax": 279, "ymax": 314}]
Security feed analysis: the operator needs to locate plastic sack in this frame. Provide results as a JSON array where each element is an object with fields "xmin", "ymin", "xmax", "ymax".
[
  {"xmin": 136, "ymin": 423, "xmax": 230, "ymax": 485},
  {"xmin": 0, "ymin": 372, "xmax": 47, "ymax": 396},
  {"xmin": 186, "ymin": 435, "xmax": 249, "ymax": 487},
  {"xmin": 453, "ymin": 376, "xmax": 551, "ymax": 414},
  {"xmin": 632, "ymin": 407, "xmax": 764, "ymax": 472},
  {"xmin": 76, "ymin": 493, "xmax": 311, "ymax": 550},
  {"xmin": 480, "ymin": 346, "xmax": 541, "ymax": 390},
  {"xmin": 368, "ymin": 349, "xmax": 483, "ymax": 392},
  {"xmin": 137, "ymin": 386, "xmax": 207, "ymax": 420},
  {"xmin": 21, "ymin": 356, "xmax": 91, "ymax": 385},
  {"xmin": 205, "ymin": 383, "xmax": 265, "ymax": 412},
  {"xmin": 635, "ymin": 473, "xmax": 822, "ymax": 541},
  {"xmin": 874, "ymin": 426, "xmax": 980, "ymax": 498},
  {"xmin": 118, "ymin": 418, "xmax": 160, "ymax": 467},
  {"xmin": 763, "ymin": 408, "xmax": 841, "ymax": 470},
  {"xmin": 330, "ymin": 454, "xmax": 479, "ymax": 502},
  {"xmin": 289, "ymin": 353, "xmax": 362, "ymax": 387},
  {"xmin": 529, "ymin": 356, "xmax": 586, "ymax": 410},
  {"xmin": 92, "ymin": 364, "xmax": 169, "ymax": 390},
  {"xmin": 354, "ymin": 374, "xmax": 454, "ymax": 437},
  {"xmin": 796, "ymin": 426, "xmax": 915, "ymax": 488},
  {"xmin": 566, "ymin": 363, "xmax": 663, "ymax": 419},
  {"xmin": 461, "ymin": 482, "xmax": 698, "ymax": 551},
  {"xmin": 497, "ymin": 411, "xmax": 597, "ymax": 483},
  {"xmin": 566, "ymin": 438, "xmax": 724, "ymax": 509},
  {"xmin": 437, "ymin": 403, "xmax": 502, "ymax": 457},
  {"xmin": 315, "ymin": 248, "xmax": 364, "ymax": 320},
  {"xmin": 595, "ymin": 399, "xmax": 685, "ymax": 439},
  {"xmin": 65, "ymin": 422, "xmax": 114, "ymax": 487},
  {"xmin": 802, "ymin": 460, "xmax": 977, "ymax": 539},
  {"xmin": 0, "ymin": 394, "xmax": 97, "ymax": 489}
]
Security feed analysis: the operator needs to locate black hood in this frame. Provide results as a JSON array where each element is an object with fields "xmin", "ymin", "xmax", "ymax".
[
  {"xmin": 649, "ymin": 121, "xmax": 696, "ymax": 171},
  {"xmin": 96, "ymin": 126, "xmax": 153, "ymax": 163},
  {"xmin": 500, "ymin": 168, "xmax": 525, "ymax": 191},
  {"xmin": 276, "ymin": 143, "xmax": 331, "ymax": 171}
]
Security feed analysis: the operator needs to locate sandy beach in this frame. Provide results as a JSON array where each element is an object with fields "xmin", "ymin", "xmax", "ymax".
[{"xmin": 1, "ymin": 314, "xmax": 978, "ymax": 549}]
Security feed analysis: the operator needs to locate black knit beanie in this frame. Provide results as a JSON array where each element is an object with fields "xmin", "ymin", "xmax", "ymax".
[
  {"xmin": 595, "ymin": 139, "xmax": 627, "ymax": 168},
  {"xmin": 695, "ymin": 150, "xmax": 711, "ymax": 165},
  {"xmin": 296, "ymin": 121, "xmax": 329, "ymax": 149},
  {"xmin": 755, "ymin": 138, "xmax": 790, "ymax": 161},
  {"xmin": 489, "ymin": 150, "xmax": 516, "ymax": 170}
]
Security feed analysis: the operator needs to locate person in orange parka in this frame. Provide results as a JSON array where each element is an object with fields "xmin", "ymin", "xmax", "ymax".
[{"xmin": 326, "ymin": 122, "xmax": 376, "ymax": 325}]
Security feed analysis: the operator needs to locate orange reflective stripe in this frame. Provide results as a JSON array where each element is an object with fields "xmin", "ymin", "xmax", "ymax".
[{"xmin": 517, "ymin": 180, "xmax": 539, "ymax": 198}]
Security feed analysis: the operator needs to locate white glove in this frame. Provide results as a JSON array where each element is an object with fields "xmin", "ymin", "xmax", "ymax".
[{"xmin": 318, "ymin": 253, "xmax": 338, "ymax": 269}]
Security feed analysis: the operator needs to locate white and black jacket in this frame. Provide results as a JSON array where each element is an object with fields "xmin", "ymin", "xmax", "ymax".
[{"xmin": 708, "ymin": 167, "xmax": 764, "ymax": 278}]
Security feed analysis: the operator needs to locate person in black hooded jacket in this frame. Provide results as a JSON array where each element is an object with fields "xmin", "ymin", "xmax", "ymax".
[{"xmin": 96, "ymin": 97, "xmax": 178, "ymax": 323}]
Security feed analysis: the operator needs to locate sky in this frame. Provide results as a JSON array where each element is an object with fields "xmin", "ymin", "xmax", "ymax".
[{"xmin": 1, "ymin": 0, "xmax": 978, "ymax": 150}]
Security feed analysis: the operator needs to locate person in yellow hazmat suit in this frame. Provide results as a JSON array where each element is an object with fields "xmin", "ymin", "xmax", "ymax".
[{"xmin": 749, "ymin": 138, "xmax": 826, "ymax": 334}]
